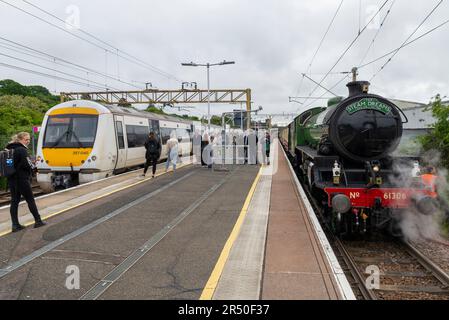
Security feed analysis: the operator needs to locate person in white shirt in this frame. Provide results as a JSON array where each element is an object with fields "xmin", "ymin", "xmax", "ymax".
[{"xmin": 165, "ymin": 131, "xmax": 179, "ymax": 172}]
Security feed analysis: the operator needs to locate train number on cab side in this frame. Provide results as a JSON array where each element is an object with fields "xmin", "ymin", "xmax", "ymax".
[
  {"xmin": 350, "ymin": 192, "xmax": 360, "ymax": 199},
  {"xmin": 383, "ymin": 192, "xmax": 407, "ymax": 200}
]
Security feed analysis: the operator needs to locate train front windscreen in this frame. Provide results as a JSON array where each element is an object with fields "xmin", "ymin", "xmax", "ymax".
[{"xmin": 43, "ymin": 114, "xmax": 98, "ymax": 148}]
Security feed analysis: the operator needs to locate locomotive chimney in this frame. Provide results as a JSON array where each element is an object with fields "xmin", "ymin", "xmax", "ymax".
[{"xmin": 347, "ymin": 80, "xmax": 370, "ymax": 97}]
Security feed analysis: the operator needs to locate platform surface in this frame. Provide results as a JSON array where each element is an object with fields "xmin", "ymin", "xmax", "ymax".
[
  {"xmin": 0, "ymin": 164, "xmax": 258, "ymax": 300},
  {"xmin": 262, "ymin": 143, "xmax": 344, "ymax": 300},
  {"xmin": 211, "ymin": 141, "xmax": 353, "ymax": 300},
  {"xmin": 0, "ymin": 158, "xmax": 192, "ymax": 236}
]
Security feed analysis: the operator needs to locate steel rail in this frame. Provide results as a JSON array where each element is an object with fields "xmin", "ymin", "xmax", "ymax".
[{"xmin": 402, "ymin": 240, "xmax": 449, "ymax": 288}]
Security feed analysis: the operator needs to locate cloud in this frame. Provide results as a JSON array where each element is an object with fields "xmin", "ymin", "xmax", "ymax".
[{"xmin": 0, "ymin": 0, "xmax": 448, "ymax": 121}]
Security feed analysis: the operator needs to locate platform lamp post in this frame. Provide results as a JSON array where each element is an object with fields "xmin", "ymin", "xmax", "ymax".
[{"xmin": 181, "ymin": 60, "xmax": 235, "ymax": 132}]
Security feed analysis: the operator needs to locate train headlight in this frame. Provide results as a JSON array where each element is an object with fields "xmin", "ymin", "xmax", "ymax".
[
  {"xmin": 332, "ymin": 194, "xmax": 351, "ymax": 214},
  {"xmin": 91, "ymin": 156, "xmax": 97, "ymax": 161},
  {"xmin": 373, "ymin": 165, "xmax": 380, "ymax": 173},
  {"xmin": 36, "ymin": 156, "xmax": 42, "ymax": 162}
]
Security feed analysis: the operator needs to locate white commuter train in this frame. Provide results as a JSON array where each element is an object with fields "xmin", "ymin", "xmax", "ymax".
[{"xmin": 35, "ymin": 100, "xmax": 210, "ymax": 192}]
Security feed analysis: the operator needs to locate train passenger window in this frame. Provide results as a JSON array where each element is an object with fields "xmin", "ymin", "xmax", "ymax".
[
  {"xmin": 116, "ymin": 121, "xmax": 125, "ymax": 149},
  {"xmin": 176, "ymin": 128, "xmax": 190, "ymax": 142},
  {"xmin": 126, "ymin": 125, "xmax": 148, "ymax": 148},
  {"xmin": 148, "ymin": 120, "xmax": 161, "ymax": 141},
  {"xmin": 160, "ymin": 128, "xmax": 176, "ymax": 145}
]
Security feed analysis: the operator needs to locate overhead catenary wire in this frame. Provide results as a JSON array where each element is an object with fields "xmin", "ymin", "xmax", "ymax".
[
  {"xmin": 358, "ymin": 17, "xmax": 449, "ymax": 69},
  {"xmin": 0, "ymin": 62, "xmax": 109, "ymax": 90},
  {"xmin": 21, "ymin": 0, "xmax": 180, "ymax": 82},
  {"xmin": 300, "ymin": 0, "xmax": 390, "ymax": 107},
  {"xmin": 297, "ymin": 4, "xmax": 449, "ymax": 115},
  {"xmin": 294, "ymin": 0, "xmax": 345, "ymax": 98},
  {"xmin": 358, "ymin": 0, "xmax": 397, "ymax": 66},
  {"xmin": 307, "ymin": 0, "xmax": 345, "ymax": 73},
  {"xmin": 0, "ymin": 51, "xmax": 120, "ymax": 90},
  {"xmin": 368, "ymin": 0, "xmax": 445, "ymax": 81},
  {"xmin": 0, "ymin": 0, "xmax": 181, "ymax": 82},
  {"xmin": 297, "ymin": 10, "xmax": 449, "ymax": 113},
  {"xmin": 0, "ymin": 36, "xmax": 143, "ymax": 89},
  {"xmin": 296, "ymin": 74, "xmax": 350, "ymax": 113}
]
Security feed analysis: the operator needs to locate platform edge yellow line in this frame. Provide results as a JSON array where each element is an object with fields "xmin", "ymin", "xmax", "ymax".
[{"xmin": 200, "ymin": 166, "xmax": 263, "ymax": 300}]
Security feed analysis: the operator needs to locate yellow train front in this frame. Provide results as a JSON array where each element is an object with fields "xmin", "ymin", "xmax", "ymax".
[{"xmin": 36, "ymin": 100, "xmax": 193, "ymax": 192}]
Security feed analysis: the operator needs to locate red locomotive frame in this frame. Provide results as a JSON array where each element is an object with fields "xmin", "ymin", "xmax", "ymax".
[{"xmin": 324, "ymin": 187, "xmax": 435, "ymax": 209}]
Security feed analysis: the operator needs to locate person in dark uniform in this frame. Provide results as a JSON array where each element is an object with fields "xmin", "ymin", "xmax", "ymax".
[
  {"xmin": 6, "ymin": 132, "xmax": 46, "ymax": 232},
  {"xmin": 143, "ymin": 132, "xmax": 161, "ymax": 178},
  {"xmin": 264, "ymin": 132, "xmax": 271, "ymax": 165}
]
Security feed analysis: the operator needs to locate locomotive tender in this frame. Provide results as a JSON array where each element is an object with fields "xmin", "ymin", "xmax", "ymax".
[{"xmin": 280, "ymin": 81, "xmax": 436, "ymax": 236}]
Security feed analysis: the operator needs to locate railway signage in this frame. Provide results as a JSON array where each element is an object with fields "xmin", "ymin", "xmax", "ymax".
[{"xmin": 346, "ymin": 98, "xmax": 392, "ymax": 115}]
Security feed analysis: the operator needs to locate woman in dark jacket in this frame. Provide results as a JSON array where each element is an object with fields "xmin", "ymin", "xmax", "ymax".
[
  {"xmin": 6, "ymin": 132, "xmax": 46, "ymax": 232},
  {"xmin": 142, "ymin": 132, "xmax": 161, "ymax": 178}
]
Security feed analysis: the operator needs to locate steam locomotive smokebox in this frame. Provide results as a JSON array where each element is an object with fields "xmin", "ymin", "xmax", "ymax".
[
  {"xmin": 325, "ymin": 81, "xmax": 403, "ymax": 162},
  {"xmin": 347, "ymin": 81, "xmax": 371, "ymax": 96}
]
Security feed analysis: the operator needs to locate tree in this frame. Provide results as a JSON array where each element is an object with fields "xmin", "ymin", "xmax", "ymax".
[
  {"xmin": 210, "ymin": 115, "xmax": 234, "ymax": 126},
  {"xmin": 118, "ymin": 98, "xmax": 131, "ymax": 108},
  {"xmin": 419, "ymin": 95, "xmax": 449, "ymax": 170},
  {"xmin": 146, "ymin": 106, "xmax": 166, "ymax": 115},
  {"xmin": 0, "ymin": 95, "xmax": 47, "ymax": 137},
  {"xmin": 0, "ymin": 79, "xmax": 59, "ymax": 106}
]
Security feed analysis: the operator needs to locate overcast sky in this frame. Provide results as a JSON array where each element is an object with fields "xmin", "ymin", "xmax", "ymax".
[{"xmin": 0, "ymin": 0, "xmax": 448, "ymax": 123}]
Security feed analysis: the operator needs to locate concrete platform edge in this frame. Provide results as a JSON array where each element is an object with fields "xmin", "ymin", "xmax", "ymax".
[{"xmin": 280, "ymin": 146, "xmax": 356, "ymax": 300}]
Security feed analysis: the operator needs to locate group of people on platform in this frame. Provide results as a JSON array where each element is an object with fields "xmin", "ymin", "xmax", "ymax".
[
  {"xmin": 2, "ymin": 129, "xmax": 272, "ymax": 232},
  {"xmin": 142, "ymin": 128, "xmax": 272, "ymax": 178}
]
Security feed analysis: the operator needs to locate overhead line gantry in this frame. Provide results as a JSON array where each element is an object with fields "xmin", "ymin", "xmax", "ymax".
[{"xmin": 60, "ymin": 88, "xmax": 253, "ymax": 129}]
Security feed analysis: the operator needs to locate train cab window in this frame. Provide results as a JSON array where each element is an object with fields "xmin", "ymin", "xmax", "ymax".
[
  {"xmin": 116, "ymin": 121, "xmax": 125, "ymax": 149},
  {"xmin": 126, "ymin": 125, "xmax": 148, "ymax": 148}
]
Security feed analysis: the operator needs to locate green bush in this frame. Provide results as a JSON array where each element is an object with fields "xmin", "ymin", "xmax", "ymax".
[
  {"xmin": 419, "ymin": 95, "xmax": 449, "ymax": 170},
  {"xmin": 0, "ymin": 95, "xmax": 47, "ymax": 138}
]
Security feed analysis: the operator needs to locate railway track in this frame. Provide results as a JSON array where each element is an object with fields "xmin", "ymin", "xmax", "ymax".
[
  {"xmin": 0, "ymin": 184, "xmax": 45, "ymax": 207},
  {"xmin": 0, "ymin": 165, "xmax": 151, "ymax": 208},
  {"xmin": 339, "ymin": 239, "xmax": 449, "ymax": 300},
  {"xmin": 287, "ymin": 152, "xmax": 449, "ymax": 300}
]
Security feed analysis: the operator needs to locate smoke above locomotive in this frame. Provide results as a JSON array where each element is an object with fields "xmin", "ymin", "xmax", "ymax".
[{"xmin": 306, "ymin": 81, "xmax": 404, "ymax": 162}]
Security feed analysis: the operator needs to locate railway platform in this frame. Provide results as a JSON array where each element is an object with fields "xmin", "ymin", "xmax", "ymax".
[
  {"xmin": 0, "ymin": 140, "xmax": 354, "ymax": 300},
  {"xmin": 211, "ymin": 141, "xmax": 354, "ymax": 300}
]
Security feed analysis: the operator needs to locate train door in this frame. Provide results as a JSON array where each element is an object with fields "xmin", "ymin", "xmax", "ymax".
[
  {"xmin": 114, "ymin": 115, "xmax": 127, "ymax": 170},
  {"xmin": 148, "ymin": 120, "xmax": 161, "ymax": 142},
  {"xmin": 148, "ymin": 119, "xmax": 161, "ymax": 160}
]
